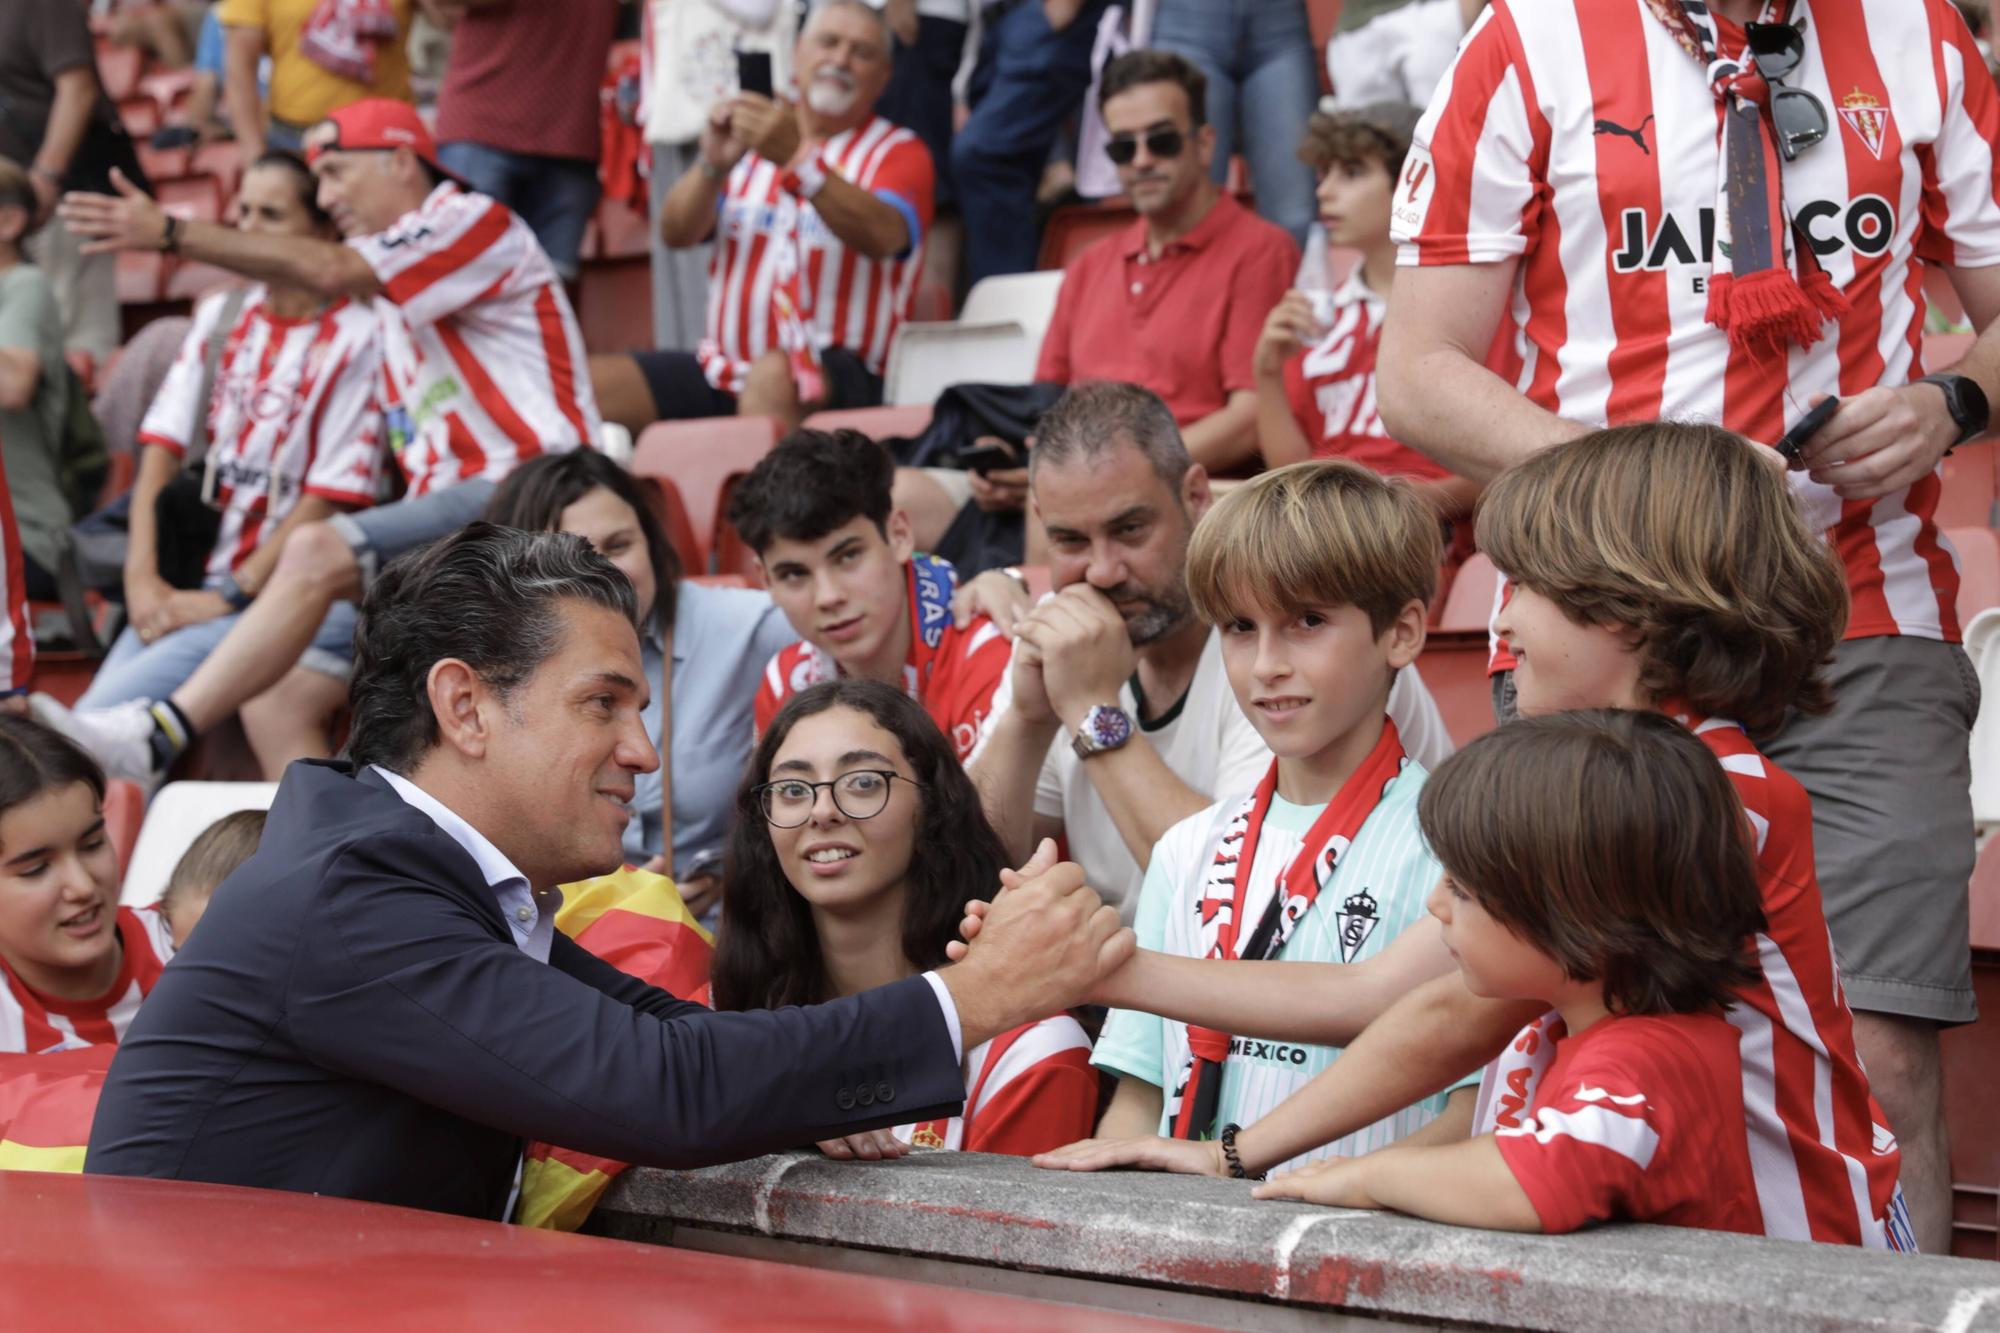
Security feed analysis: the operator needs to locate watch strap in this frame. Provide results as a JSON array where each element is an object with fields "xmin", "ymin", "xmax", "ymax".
[{"xmin": 1917, "ymin": 373, "xmax": 1989, "ymax": 448}]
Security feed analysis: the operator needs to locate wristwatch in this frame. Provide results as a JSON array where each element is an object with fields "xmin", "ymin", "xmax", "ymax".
[
  {"xmin": 216, "ymin": 571, "xmax": 252, "ymax": 611},
  {"xmin": 1916, "ymin": 373, "xmax": 1990, "ymax": 449},
  {"xmin": 1070, "ymin": 704, "xmax": 1133, "ymax": 760}
]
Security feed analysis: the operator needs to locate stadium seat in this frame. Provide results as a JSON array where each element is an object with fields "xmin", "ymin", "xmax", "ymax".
[
  {"xmin": 117, "ymin": 95, "xmax": 161, "ymax": 138},
  {"xmin": 1415, "ymin": 642, "xmax": 1498, "ymax": 749},
  {"xmin": 1435, "ymin": 552, "xmax": 1499, "ymax": 634},
  {"xmin": 575, "ymin": 259, "xmax": 652, "ymax": 358},
  {"xmin": 102, "ymin": 781, "xmax": 147, "ymax": 886},
  {"xmin": 1943, "ymin": 837, "xmax": 2000, "ymax": 1259},
  {"xmin": 634, "ymin": 473, "xmax": 704, "ymax": 574},
  {"xmin": 116, "ymin": 250, "xmax": 166, "ymax": 305},
  {"xmin": 1308, "ymin": 0, "xmax": 1345, "ymax": 94},
  {"xmin": 156, "ymin": 174, "xmax": 224, "ymax": 223},
  {"xmin": 1954, "ymin": 527, "xmax": 2000, "ymax": 625},
  {"xmin": 1925, "ymin": 330, "xmax": 1976, "ymax": 374},
  {"xmin": 630, "ymin": 416, "xmax": 782, "ymax": 574},
  {"xmin": 1037, "ymin": 201, "xmax": 1136, "ymax": 271},
  {"xmin": 594, "ymin": 197, "xmax": 650, "ymax": 261},
  {"xmin": 119, "ymin": 781, "xmax": 279, "ymax": 907},
  {"xmin": 802, "ymin": 403, "xmax": 933, "ymax": 442},
  {"xmin": 191, "ymin": 141, "xmax": 245, "ymax": 200},
  {"xmin": 958, "ymin": 271, "xmax": 1064, "ymax": 362},
  {"xmin": 97, "ymin": 44, "xmax": 145, "ymax": 102},
  {"xmin": 1938, "ymin": 448, "xmax": 1997, "ymax": 530},
  {"xmin": 137, "ymin": 144, "xmax": 191, "ymax": 184},
  {"xmin": 883, "ymin": 321, "xmax": 1037, "ymax": 406}
]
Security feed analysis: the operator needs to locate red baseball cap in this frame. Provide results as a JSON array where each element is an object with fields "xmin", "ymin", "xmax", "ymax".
[{"xmin": 304, "ymin": 99, "xmax": 465, "ymax": 185}]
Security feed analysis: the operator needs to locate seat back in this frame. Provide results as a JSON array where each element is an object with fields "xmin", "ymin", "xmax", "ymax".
[
  {"xmin": 629, "ymin": 416, "xmax": 783, "ymax": 571},
  {"xmin": 120, "ymin": 781, "xmax": 280, "ymax": 907},
  {"xmin": 883, "ymin": 322, "xmax": 1035, "ymax": 406},
  {"xmin": 1938, "ymin": 449, "xmax": 1998, "ymax": 530},
  {"xmin": 958, "ymin": 272, "xmax": 1065, "ymax": 362},
  {"xmin": 1435, "ymin": 552, "xmax": 1500, "ymax": 635},
  {"xmin": 801, "ymin": 403, "xmax": 934, "ymax": 442}
]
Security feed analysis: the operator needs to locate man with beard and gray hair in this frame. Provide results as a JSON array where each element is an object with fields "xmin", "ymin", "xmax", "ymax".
[
  {"xmin": 966, "ymin": 382, "xmax": 1452, "ymax": 922},
  {"xmin": 588, "ymin": 0, "xmax": 933, "ymax": 433}
]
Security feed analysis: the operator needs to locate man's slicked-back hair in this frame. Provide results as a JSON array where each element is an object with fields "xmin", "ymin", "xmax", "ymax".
[
  {"xmin": 725, "ymin": 427, "xmax": 896, "ymax": 555},
  {"xmin": 1098, "ymin": 49, "xmax": 1209, "ymax": 129},
  {"xmin": 1028, "ymin": 381, "xmax": 1191, "ymax": 492},
  {"xmin": 347, "ymin": 522, "xmax": 639, "ymax": 774}
]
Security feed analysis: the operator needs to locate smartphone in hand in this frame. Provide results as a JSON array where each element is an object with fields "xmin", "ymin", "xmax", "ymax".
[
  {"xmin": 736, "ymin": 50, "xmax": 774, "ymax": 98},
  {"xmin": 1775, "ymin": 396, "xmax": 1840, "ymax": 466}
]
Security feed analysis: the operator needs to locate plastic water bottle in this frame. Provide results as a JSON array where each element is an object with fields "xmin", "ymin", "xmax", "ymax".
[{"xmin": 1298, "ymin": 222, "xmax": 1337, "ymax": 330}]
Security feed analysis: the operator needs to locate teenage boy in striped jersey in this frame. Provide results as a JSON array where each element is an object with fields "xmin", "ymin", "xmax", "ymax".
[
  {"xmin": 1030, "ymin": 425, "xmax": 1911, "ymax": 1250},
  {"xmin": 1080, "ymin": 460, "xmax": 1474, "ymax": 1172}
]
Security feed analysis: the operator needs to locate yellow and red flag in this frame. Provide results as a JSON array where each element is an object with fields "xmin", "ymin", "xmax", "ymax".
[
  {"xmin": 516, "ymin": 866, "xmax": 714, "ymax": 1230},
  {"xmin": 0, "ymin": 1045, "xmax": 115, "ymax": 1174}
]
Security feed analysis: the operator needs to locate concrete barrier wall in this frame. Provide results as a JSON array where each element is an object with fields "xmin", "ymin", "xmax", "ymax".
[{"xmin": 589, "ymin": 1151, "xmax": 2000, "ymax": 1332}]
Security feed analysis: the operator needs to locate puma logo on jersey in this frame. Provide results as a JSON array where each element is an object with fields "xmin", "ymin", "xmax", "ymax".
[
  {"xmin": 1593, "ymin": 114, "xmax": 1654, "ymax": 155},
  {"xmin": 1612, "ymin": 196, "xmax": 1896, "ymax": 272}
]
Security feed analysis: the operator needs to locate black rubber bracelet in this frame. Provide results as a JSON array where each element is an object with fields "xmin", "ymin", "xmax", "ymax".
[{"xmin": 1219, "ymin": 1122, "xmax": 1264, "ymax": 1181}]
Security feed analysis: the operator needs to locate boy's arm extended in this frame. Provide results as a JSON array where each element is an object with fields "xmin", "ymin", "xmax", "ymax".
[
  {"xmin": 1094, "ymin": 918, "xmax": 1458, "ymax": 1046},
  {"xmin": 1094, "ymin": 1075, "xmax": 1164, "ymax": 1139},
  {"xmin": 1252, "ymin": 1133, "xmax": 1543, "ymax": 1232},
  {"xmin": 1035, "ymin": 974, "xmax": 1539, "ymax": 1177}
]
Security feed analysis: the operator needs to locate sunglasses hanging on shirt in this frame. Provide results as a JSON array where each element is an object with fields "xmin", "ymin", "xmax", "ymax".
[
  {"xmin": 1744, "ymin": 20, "xmax": 1828, "ymax": 161},
  {"xmin": 1105, "ymin": 127, "xmax": 1187, "ymax": 166}
]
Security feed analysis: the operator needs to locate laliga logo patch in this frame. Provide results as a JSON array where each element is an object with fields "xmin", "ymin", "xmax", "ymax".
[
  {"xmin": 1391, "ymin": 145, "xmax": 1437, "ymax": 235},
  {"xmin": 1336, "ymin": 888, "xmax": 1379, "ymax": 963}
]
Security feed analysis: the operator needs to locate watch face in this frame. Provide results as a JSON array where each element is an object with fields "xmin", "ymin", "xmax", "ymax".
[{"xmin": 1088, "ymin": 706, "xmax": 1133, "ymax": 749}]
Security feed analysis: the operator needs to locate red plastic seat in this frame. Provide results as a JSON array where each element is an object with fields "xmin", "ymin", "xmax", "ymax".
[
  {"xmin": 633, "ymin": 474, "xmax": 704, "ymax": 575},
  {"xmin": 156, "ymin": 174, "xmax": 224, "ymax": 223},
  {"xmin": 801, "ymin": 403, "xmax": 934, "ymax": 442},
  {"xmin": 1951, "ymin": 526, "xmax": 2000, "ymax": 625},
  {"xmin": 102, "ymin": 781, "xmax": 148, "ymax": 887},
  {"xmin": 191, "ymin": 141, "xmax": 246, "ymax": 200},
  {"xmin": 594, "ymin": 197, "xmax": 650, "ymax": 261},
  {"xmin": 117, "ymin": 96, "xmax": 161, "ymax": 138},
  {"xmin": 1938, "ymin": 448, "xmax": 1997, "ymax": 531},
  {"xmin": 630, "ymin": 416, "xmax": 783, "ymax": 575},
  {"xmin": 1037, "ymin": 202, "xmax": 1136, "ymax": 271},
  {"xmin": 1435, "ymin": 552, "xmax": 1499, "ymax": 634},
  {"xmin": 1415, "ymin": 641, "xmax": 1499, "ymax": 749},
  {"xmin": 137, "ymin": 144, "xmax": 191, "ymax": 185},
  {"xmin": 97, "ymin": 44, "xmax": 145, "ymax": 102},
  {"xmin": 1925, "ymin": 330, "xmax": 1976, "ymax": 374}
]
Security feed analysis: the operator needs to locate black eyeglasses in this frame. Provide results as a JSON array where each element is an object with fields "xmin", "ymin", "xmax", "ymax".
[
  {"xmin": 755, "ymin": 770, "xmax": 923, "ymax": 828},
  {"xmin": 1744, "ymin": 21, "xmax": 1827, "ymax": 162},
  {"xmin": 1105, "ymin": 127, "xmax": 1186, "ymax": 166}
]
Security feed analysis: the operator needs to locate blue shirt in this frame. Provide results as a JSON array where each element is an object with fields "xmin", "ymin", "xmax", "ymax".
[{"xmin": 624, "ymin": 582, "xmax": 798, "ymax": 878}]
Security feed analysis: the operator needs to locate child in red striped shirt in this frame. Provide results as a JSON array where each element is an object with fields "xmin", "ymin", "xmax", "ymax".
[
  {"xmin": 0, "ymin": 716, "xmax": 172, "ymax": 1055},
  {"xmin": 1259, "ymin": 710, "xmax": 1768, "ymax": 1235}
]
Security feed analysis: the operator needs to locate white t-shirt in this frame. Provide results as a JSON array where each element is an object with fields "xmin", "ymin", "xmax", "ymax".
[{"xmin": 970, "ymin": 628, "xmax": 1453, "ymax": 921}]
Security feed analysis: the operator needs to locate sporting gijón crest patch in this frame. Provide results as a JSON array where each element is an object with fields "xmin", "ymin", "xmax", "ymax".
[
  {"xmin": 1837, "ymin": 88, "xmax": 1890, "ymax": 161},
  {"xmin": 1336, "ymin": 888, "xmax": 1379, "ymax": 963}
]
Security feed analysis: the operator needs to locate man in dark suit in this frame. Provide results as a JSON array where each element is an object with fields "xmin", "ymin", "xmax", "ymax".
[{"xmin": 86, "ymin": 523, "xmax": 1131, "ymax": 1219}]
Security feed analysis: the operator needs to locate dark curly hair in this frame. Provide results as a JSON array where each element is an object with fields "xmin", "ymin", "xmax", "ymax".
[
  {"xmin": 724, "ymin": 427, "xmax": 896, "ymax": 557},
  {"xmin": 711, "ymin": 679, "xmax": 1009, "ymax": 1012},
  {"xmin": 484, "ymin": 449, "xmax": 682, "ymax": 630},
  {"xmin": 1420, "ymin": 709, "xmax": 1767, "ymax": 1018},
  {"xmin": 1476, "ymin": 421, "xmax": 1849, "ymax": 737}
]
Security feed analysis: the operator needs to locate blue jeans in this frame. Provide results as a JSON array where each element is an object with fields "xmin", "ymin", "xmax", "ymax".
[
  {"xmin": 953, "ymin": 0, "xmax": 1109, "ymax": 283},
  {"xmin": 1150, "ymin": 0, "xmax": 1320, "ymax": 247},
  {"xmin": 436, "ymin": 142, "xmax": 601, "ymax": 279},
  {"xmin": 78, "ymin": 601, "xmax": 359, "ymax": 710}
]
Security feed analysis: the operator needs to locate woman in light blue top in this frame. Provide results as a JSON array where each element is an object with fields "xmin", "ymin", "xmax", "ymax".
[{"xmin": 485, "ymin": 452, "xmax": 796, "ymax": 922}]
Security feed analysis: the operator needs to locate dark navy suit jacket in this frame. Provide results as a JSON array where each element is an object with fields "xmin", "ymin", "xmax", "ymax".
[{"xmin": 86, "ymin": 762, "xmax": 965, "ymax": 1218}]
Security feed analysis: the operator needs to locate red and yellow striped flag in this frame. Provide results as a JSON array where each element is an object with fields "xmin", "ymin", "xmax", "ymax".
[
  {"xmin": 0, "ymin": 1045, "xmax": 115, "ymax": 1173},
  {"xmin": 517, "ymin": 866, "xmax": 714, "ymax": 1230}
]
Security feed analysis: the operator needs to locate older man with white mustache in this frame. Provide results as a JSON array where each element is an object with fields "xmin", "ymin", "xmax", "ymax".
[{"xmin": 589, "ymin": 0, "xmax": 936, "ymax": 434}]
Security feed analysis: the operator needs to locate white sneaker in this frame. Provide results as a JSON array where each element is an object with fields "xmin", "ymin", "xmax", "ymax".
[{"xmin": 27, "ymin": 694, "xmax": 164, "ymax": 786}]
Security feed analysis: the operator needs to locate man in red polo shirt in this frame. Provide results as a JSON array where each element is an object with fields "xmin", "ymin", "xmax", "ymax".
[{"xmin": 894, "ymin": 50, "xmax": 1298, "ymax": 559}]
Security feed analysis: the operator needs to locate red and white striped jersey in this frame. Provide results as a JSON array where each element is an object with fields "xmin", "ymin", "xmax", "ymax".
[
  {"xmin": 753, "ymin": 555, "xmax": 1010, "ymax": 761},
  {"xmin": 0, "ymin": 906, "xmax": 173, "ymax": 1054},
  {"xmin": 896, "ymin": 1014, "xmax": 1097, "ymax": 1156},
  {"xmin": 1474, "ymin": 713, "xmax": 1905, "ymax": 1247},
  {"xmin": 351, "ymin": 183, "xmax": 597, "ymax": 496},
  {"xmin": 697, "ymin": 115, "xmax": 935, "ymax": 392},
  {"xmin": 1488, "ymin": 1011, "xmax": 1763, "ymax": 1236},
  {"xmin": 137, "ymin": 286, "xmax": 384, "ymax": 586},
  {"xmin": 1398, "ymin": 0, "xmax": 2000, "ymax": 657},
  {"xmin": 1283, "ymin": 270, "xmax": 1455, "ymax": 482},
  {"xmin": 0, "ymin": 449, "xmax": 32, "ymax": 693}
]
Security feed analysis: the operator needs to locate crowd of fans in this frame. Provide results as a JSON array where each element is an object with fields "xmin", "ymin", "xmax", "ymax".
[{"xmin": 0, "ymin": 0, "xmax": 1993, "ymax": 1278}]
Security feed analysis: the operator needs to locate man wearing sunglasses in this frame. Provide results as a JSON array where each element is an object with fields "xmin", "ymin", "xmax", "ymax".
[
  {"xmin": 1034, "ymin": 50, "xmax": 1298, "ymax": 476},
  {"xmin": 1373, "ymin": 0, "xmax": 2000, "ymax": 1254}
]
